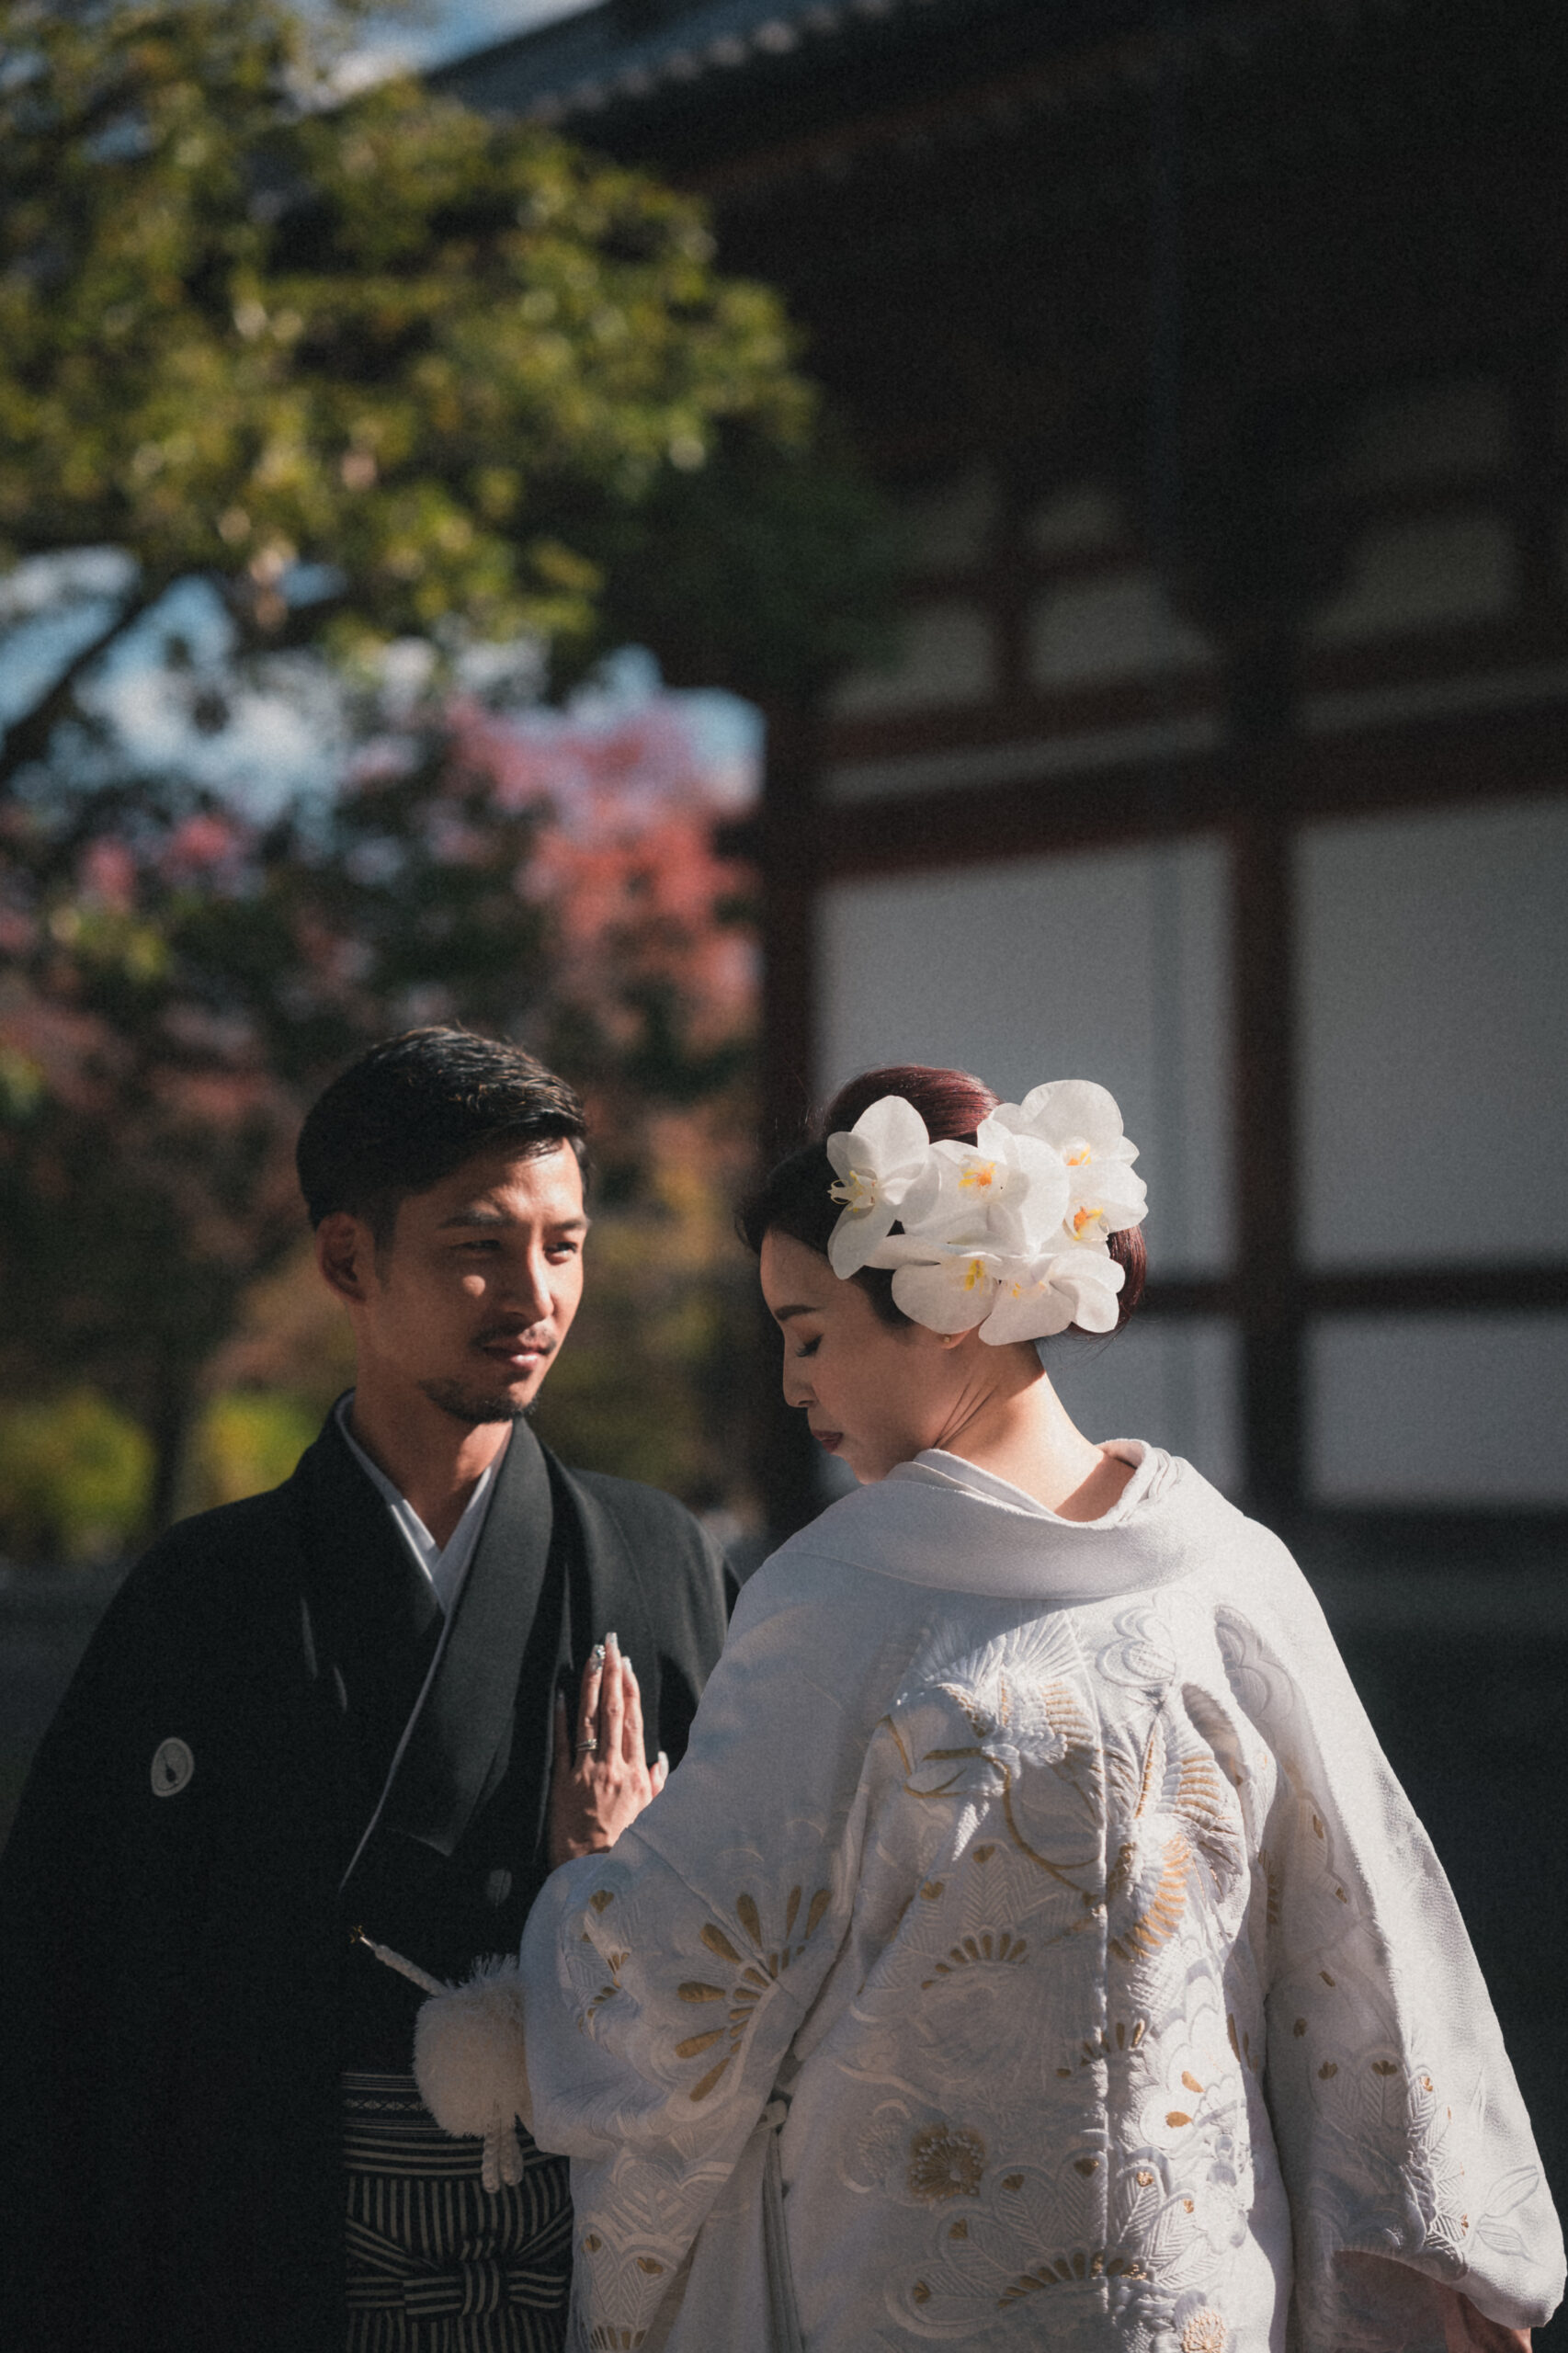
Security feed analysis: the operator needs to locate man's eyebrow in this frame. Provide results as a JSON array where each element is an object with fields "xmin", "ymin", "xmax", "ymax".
[{"xmin": 437, "ymin": 1207, "xmax": 591, "ymax": 1232}]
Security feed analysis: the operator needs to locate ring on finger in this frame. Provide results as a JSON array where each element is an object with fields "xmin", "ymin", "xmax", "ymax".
[{"xmin": 575, "ymin": 1734, "xmax": 598, "ymax": 1754}]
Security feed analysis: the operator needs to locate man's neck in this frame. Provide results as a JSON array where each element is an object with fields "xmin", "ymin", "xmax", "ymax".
[{"xmin": 345, "ymin": 1375, "xmax": 515, "ymax": 1549}]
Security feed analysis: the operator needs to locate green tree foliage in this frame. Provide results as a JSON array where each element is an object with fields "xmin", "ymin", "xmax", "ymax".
[
  {"xmin": 0, "ymin": 0, "xmax": 897, "ymax": 1539},
  {"xmin": 184, "ymin": 1386, "xmax": 320, "ymax": 1511},
  {"xmin": 0, "ymin": 0, "xmax": 894, "ymax": 765},
  {"xmin": 2, "ymin": 0, "xmax": 801, "ymax": 718},
  {"xmin": 0, "ymin": 1388, "xmax": 153, "ymax": 1562}
]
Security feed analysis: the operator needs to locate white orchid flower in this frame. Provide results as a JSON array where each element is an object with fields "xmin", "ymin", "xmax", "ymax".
[
  {"xmin": 977, "ymin": 1246, "xmax": 1126, "ymax": 1344},
  {"xmin": 921, "ymin": 1114, "xmax": 1070, "ymax": 1257},
  {"xmin": 824, "ymin": 1095, "xmax": 939, "ymax": 1277},
  {"xmin": 864, "ymin": 1233, "xmax": 1009, "ymax": 1333},
  {"xmin": 993, "ymin": 1080, "xmax": 1147, "ymax": 1246}
]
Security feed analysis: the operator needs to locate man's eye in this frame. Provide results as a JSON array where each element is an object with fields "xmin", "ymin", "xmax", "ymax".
[{"xmin": 546, "ymin": 1242, "xmax": 580, "ymax": 1260}]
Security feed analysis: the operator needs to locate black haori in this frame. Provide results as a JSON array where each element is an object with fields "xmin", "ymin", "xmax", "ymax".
[{"xmin": 0, "ymin": 1409, "xmax": 730, "ymax": 2353}]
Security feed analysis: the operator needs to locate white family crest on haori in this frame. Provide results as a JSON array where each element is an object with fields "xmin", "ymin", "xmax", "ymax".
[{"xmin": 825, "ymin": 1080, "xmax": 1148, "ymax": 1341}]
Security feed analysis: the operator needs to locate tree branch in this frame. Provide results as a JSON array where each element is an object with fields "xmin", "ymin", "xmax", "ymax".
[{"xmin": 0, "ymin": 584, "xmax": 164, "ymax": 797}]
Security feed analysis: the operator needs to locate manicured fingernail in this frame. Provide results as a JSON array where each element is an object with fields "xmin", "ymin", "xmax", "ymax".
[
  {"xmin": 657, "ymin": 1750, "xmax": 669, "ymax": 1774},
  {"xmin": 605, "ymin": 1630, "xmax": 619, "ymax": 1654},
  {"xmin": 590, "ymin": 1643, "xmax": 606, "ymax": 1665},
  {"xmin": 623, "ymin": 1654, "xmax": 634, "ymax": 1675}
]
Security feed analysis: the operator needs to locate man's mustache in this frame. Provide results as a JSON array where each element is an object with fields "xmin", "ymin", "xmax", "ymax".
[{"xmin": 473, "ymin": 1324, "xmax": 556, "ymax": 1353}]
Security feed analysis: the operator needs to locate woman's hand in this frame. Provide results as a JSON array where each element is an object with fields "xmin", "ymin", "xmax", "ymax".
[
  {"xmin": 546, "ymin": 1631, "xmax": 669, "ymax": 1868},
  {"xmin": 1439, "ymin": 2290, "xmax": 1531, "ymax": 2353}
]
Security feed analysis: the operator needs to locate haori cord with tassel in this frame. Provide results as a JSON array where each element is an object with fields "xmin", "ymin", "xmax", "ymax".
[
  {"xmin": 350, "ymin": 1925, "xmax": 445, "ymax": 1996},
  {"xmin": 353, "ymin": 1927, "xmax": 530, "ymax": 2194}
]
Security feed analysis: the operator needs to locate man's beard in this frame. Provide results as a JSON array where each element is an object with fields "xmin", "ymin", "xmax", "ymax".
[{"xmin": 417, "ymin": 1377, "xmax": 540, "ymax": 1427}]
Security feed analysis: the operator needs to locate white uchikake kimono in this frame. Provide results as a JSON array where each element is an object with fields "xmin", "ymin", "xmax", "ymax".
[{"xmin": 519, "ymin": 1443, "xmax": 1564, "ymax": 2353}]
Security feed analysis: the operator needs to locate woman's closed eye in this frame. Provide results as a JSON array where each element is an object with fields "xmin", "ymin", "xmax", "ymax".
[{"xmin": 793, "ymin": 1335, "xmax": 821, "ymax": 1358}]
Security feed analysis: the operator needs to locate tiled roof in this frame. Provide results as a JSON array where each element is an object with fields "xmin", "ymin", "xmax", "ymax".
[{"xmin": 432, "ymin": 0, "xmax": 956, "ymax": 124}]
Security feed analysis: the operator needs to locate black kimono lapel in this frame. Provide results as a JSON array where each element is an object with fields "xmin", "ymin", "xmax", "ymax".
[
  {"xmin": 295, "ymin": 1413, "xmax": 443, "ymax": 1804},
  {"xmin": 374, "ymin": 1418, "xmax": 556, "ymax": 1859}
]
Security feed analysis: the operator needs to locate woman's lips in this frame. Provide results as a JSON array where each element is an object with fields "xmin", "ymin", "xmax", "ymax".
[{"xmin": 812, "ymin": 1428, "xmax": 843, "ymax": 1453}]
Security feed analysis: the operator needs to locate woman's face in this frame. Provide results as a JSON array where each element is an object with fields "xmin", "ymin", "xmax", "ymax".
[{"xmin": 759, "ymin": 1228, "xmax": 970, "ymax": 1483}]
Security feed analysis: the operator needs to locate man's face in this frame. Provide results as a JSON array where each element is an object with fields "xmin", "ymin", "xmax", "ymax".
[{"xmin": 323, "ymin": 1142, "xmax": 588, "ymax": 1425}]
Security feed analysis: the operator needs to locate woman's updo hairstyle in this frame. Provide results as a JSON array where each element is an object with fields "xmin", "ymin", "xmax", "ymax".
[{"xmin": 739, "ymin": 1063, "xmax": 1146, "ymax": 1334}]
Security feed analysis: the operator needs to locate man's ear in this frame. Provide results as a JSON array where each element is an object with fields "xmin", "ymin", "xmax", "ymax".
[{"xmin": 315, "ymin": 1211, "xmax": 374, "ymax": 1306}]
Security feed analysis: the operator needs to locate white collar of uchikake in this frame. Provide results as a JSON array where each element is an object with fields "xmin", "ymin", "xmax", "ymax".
[{"xmin": 824, "ymin": 1082, "xmax": 1147, "ymax": 1344}]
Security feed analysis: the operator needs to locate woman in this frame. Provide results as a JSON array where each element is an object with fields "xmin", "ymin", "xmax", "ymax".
[{"xmin": 417, "ymin": 1065, "xmax": 1562, "ymax": 2353}]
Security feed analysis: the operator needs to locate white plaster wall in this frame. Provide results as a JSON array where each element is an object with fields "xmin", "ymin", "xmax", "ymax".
[
  {"xmin": 1307, "ymin": 509, "xmax": 1514, "ymax": 642},
  {"xmin": 1050, "ymin": 1318, "xmax": 1241, "ymax": 1494},
  {"xmin": 818, "ymin": 836, "xmax": 1233, "ymax": 1277},
  {"xmin": 831, "ymin": 600, "xmax": 994, "ymax": 717},
  {"xmin": 1026, "ymin": 483, "xmax": 1126, "ymax": 559},
  {"xmin": 1307, "ymin": 1313, "xmax": 1568, "ymax": 1504},
  {"xmin": 1027, "ymin": 571, "xmax": 1215, "ymax": 688},
  {"xmin": 1297, "ymin": 799, "xmax": 1568, "ymax": 1267}
]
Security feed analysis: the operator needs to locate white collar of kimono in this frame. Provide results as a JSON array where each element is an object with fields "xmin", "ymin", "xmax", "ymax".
[
  {"xmin": 335, "ymin": 1392, "xmax": 504, "ymax": 1616},
  {"xmin": 780, "ymin": 1438, "xmax": 1219, "ymax": 1606},
  {"xmin": 896, "ymin": 1443, "xmax": 1148, "ymax": 1519}
]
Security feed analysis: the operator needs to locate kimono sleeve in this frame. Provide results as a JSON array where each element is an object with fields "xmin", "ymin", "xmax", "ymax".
[
  {"xmin": 518, "ymin": 1552, "xmax": 896, "ymax": 2325},
  {"xmin": 1218, "ymin": 1552, "xmax": 1564, "ymax": 2351},
  {"xmin": 0, "ymin": 1541, "xmax": 210, "ymax": 2345}
]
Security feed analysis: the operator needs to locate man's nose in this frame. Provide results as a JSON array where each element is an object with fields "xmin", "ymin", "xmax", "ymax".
[{"xmin": 497, "ymin": 1247, "xmax": 553, "ymax": 1322}]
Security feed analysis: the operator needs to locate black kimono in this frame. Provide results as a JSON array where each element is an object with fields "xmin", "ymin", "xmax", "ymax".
[{"xmin": 0, "ymin": 1411, "xmax": 731, "ymax": 2353}]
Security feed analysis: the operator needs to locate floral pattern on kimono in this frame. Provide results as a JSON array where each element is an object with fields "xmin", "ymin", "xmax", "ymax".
[{"xmin": 519, "ymin": 1447, "xmax": 1562, "ymax": 2353}]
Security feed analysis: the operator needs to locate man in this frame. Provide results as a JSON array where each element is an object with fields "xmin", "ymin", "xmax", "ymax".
[{"xmin": 0, "ymin": 1029, "xmax": 732, "ymax": 2353}]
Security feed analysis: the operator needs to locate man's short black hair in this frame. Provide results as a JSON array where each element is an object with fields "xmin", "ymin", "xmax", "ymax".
[{"xmin": 297, "ymin": 1028, "xmax": 587, "ymax": 1245}]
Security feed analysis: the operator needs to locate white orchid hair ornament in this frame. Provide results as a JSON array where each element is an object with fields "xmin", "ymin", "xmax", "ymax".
[{"xmin": 825, "ymin": 1081, "xmax": 1147, "ymax": 1345}]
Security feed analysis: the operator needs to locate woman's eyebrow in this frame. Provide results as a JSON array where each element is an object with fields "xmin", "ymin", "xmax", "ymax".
[{"xmin": 771, "ymin": 1302, "xmax": 818, "ymax": 1324}]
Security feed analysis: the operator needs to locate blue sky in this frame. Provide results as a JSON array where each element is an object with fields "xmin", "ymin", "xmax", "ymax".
[
  {"xmin": 347, "ymin": 0, "xmax": 594, "ymax": 77},
  {"xmin": 0, "ymin": 553, "xmax": 761, "ymax": 819}
]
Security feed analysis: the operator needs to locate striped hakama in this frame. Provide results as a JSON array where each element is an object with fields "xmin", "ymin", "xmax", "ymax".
[{"xmin": 343, "ymin": 2073, "xmax": 572, "ymax": 2353}]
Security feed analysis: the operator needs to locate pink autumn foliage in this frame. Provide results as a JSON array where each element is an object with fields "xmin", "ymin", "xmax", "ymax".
[
  {"xmin": 447, "ymin": 695, "xmax": 757, "ymax": 1053},
  {"xmin": 80, "ymin": 836, "xmax": 137, "ymax": 910},
  {"xmin": 6, "ymin": 689, "xmax": 756, "ymax": 1155},
  {"xmin": 162, "ymin": 810, "xmax": 243, "ymax": 881}
]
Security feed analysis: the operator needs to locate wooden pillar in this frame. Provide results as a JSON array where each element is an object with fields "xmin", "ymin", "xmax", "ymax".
[
  {"xmin": 753, "ymin": 696, "xmax": 825, "ymax": 1540},
  {"xmin": 1231, "ymin": 758, "xmax": 1303, "ymax": 1520},
  {"xmin": 757, "ymin": 699, "xmax": 821, "ymax": 1158},
  {"xmin": 1170, "ymin": 377, "xmax": 1329, "ymax": 1522}
]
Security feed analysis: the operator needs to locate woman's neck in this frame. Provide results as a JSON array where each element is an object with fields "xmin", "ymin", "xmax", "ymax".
[{"xmin": 929, "ymin": 1353, "xmax": 1134, "ymax": 1522}]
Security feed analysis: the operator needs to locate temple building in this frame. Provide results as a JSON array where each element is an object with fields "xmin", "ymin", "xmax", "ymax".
[{"xmin": 437, "ymin": 0, "xmax": 1568, "ymax": 1549}]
